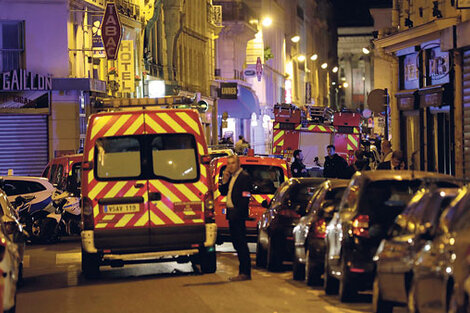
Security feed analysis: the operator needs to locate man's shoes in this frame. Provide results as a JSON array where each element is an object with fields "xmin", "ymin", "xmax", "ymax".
[{"xmin": 229, "ymin": 274, "xmax": 251, "ymax": 281}]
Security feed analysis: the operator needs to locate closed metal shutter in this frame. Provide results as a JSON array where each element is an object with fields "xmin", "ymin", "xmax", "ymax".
[
  {"xmin": 0, "ymin": 115, "xmax": 48, "ymax": 176},
  {"xmin": 463, "ymin": 50, "xmax": 470, "ymax": 178}
]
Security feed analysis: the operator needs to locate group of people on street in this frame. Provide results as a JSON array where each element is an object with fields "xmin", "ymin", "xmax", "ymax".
[{"xmin": 290, "ymin": 139, "xmax": 407, "ymax": 179}]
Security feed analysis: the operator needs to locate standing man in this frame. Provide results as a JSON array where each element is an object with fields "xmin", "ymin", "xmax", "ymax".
[
  {"xmin": 291, "ymin": 149, "xmax": 309, "ymax": 177},
  {"xmin": 323, "ymin": 145, "xmax": 350, "ymax": 178},
  {"xmin": 380, "ymin": 140, "xmax": 393, "ymax": 163},
  {"xmin": 219, "ymin": 155, "xmax": 252, "ymax": 281}
]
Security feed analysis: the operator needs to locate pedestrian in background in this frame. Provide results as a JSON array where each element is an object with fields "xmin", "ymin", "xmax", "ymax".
[
  {"xmin": 323, "ymin": 145, "xmax": 350, "ymax": 179},
  {"xmin": 291, "ymin": 149, "xmax": 309, "ymax": 177},
  {"xmin": 378, "ymin": 150, "xmax": 406, "ymax": 170},
  {"xmin": 235, "ymin": 135, "xmax": 246, "ymax": 155},
  {"xmin": 219, "ymin": 155, "xmax": 252, "ymax": 281},
  {"xmin": 352, "ymin": 149, "xmax": 370, "ymax": 172},
  {"xmin": 380, "ymin": 140, "xmax": 393, "ymax": 163}
]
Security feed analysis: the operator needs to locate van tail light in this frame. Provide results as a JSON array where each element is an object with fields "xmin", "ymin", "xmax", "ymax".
[
  {"xmin": 204, "ymin": 191, "xmax": 215, "ymax": 223},
  {"xmin": 82, "ymin": 197, "xmax": 94, "ymax": 230},
  {"xmin": 313, "ymin": 219, "xmax": 327, "ymax": 238},
  {"xmin": 352, "ymin": 215, "xmax": 370, "ymax": 238},
  {"xmin": 279, "ymin": 209, "xmax": 300, "ymax": 218}
]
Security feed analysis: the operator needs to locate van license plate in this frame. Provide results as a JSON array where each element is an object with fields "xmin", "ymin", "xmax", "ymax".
[{"xmin": 104, "ymin": 204, "xmax": 140, "ymax": 214}]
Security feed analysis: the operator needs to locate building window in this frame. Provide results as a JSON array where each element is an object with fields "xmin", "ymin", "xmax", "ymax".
[{"xmin": 0, "ymin": 21, "xmax": 24, "ymax": 72}]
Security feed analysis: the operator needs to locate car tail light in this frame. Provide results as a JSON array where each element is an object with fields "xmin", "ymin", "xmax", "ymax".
[
  {"xmin": 352, "ymin": 215, "xmax": 370, "ymax": 238},
  {"xmin": 82, "ymin": 197, "xmax": 94, "ymax": 230},
  {"xmin": 279, "ymin": 209, "xmax": 300, "ymax": 218},
  {"xmin": 3, "ymin": 221, "xmax": 17, "ymax": 235},
  {"xmin": 204, "ymin": 191, "xmax": 215, "ymax": 223},
  {"xmin": 313, "ymin": 219, "xmax": 327, "ymax": 238}
]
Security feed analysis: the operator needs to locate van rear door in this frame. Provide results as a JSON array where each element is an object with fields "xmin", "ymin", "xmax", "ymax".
[
  {"xmin": 144, "ymin": 111, "xmax": 208, "ymax": 248},
  {"xmin": 88, "ymin": 113, "xmax": 150, "ymax": 249}
]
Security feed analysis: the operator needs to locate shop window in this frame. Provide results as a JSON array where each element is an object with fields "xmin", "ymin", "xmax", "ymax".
[{"xmin": 0, "ymin": 21, "xmax": 24, "ymax": 72}]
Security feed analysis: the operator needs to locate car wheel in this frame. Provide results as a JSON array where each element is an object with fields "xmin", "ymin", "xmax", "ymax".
[
  {"xmin": 199, "ymin": 247, "xmax": 217, "ymax": 274},
  {"xmin": 408, "ymin": 280, "xmax": 420, "ymax": 313},
  {"xmin": 306, "ymin": 248, "xmax": 322, "ymax": 286},
  {"xmin": 324, "ymin": 252, "xmax": 339, "ymax": 295},
  {"xmin": 255, "ymin": 236, "xmax": 267, "ymax": 268},
  {"xmin": 339, "ymin": 257, "xmax": 357, "ymax": 302},
  {"xmin": 81, "ymin": 249, "xmax": 100, "ymax": 279},
  {"xmin": 292, "ymin": 250, "xmax": 305, "ymax": 281},
  {"xmin": 267, "ymin": 236, "xmax": 282, "ymax": 272},
  {"xmin": 372, "ymin": 275, "xmax": 393, "ymax": 313}
]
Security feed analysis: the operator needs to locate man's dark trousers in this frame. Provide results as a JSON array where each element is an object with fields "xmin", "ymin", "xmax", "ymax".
[{"xmin": 229, "ymin": 218, "xmax": 251, "ymax": 277}]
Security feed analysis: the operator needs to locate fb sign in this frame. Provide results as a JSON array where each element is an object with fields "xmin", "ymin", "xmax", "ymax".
[{"xmin": 101, "ymin": 3, "xmax": 122, "ymax": 60}]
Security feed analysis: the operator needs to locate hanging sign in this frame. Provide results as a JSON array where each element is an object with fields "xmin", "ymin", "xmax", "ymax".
[
  {"xmin": 101, "ymin": 2, "xmax": 122, "ymax": 60},
  {"xmin": 118, "ymin": 40, "xmax": 135, "ymax": 93}
]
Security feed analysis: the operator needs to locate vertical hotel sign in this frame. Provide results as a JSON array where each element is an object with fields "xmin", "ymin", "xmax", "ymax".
[{"xmin": 118, "ymin": 40, "xmax": 135, "ymax": 93}]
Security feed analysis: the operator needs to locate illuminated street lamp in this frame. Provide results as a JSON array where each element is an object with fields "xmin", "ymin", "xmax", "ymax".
[
  {"xmin": 310, "ymin": 54, "xmax": 318, "ymax": 61},
  {"xmin": 262, "ymin": 17, "xmax": 273, "ymax": 27},
  {"xmin": 297, "ymin": 55, "xmax": 306, "ymax": 62},
  {"xmin": 291, "ymin": 35, "xmax": 300, "ymax": 43},
  {"xmin": 321, "ymin": 62, "xmax": 328, "ymax": 69},
  {"xmin": 332, "ymin": 66, "xmax": 339, "ymax": 73},
  {"xmin": 343, "ymin": 82, "xmax": 349, "ymax": 88},
  {"xmin": 362, "ymin": 47, "xmax": 370, "ymax": 55}
]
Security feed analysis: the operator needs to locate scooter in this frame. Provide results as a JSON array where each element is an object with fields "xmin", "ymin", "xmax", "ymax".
[{"xmin": 54, "ymin": 191, "xmax": 81, "ymax": 237}]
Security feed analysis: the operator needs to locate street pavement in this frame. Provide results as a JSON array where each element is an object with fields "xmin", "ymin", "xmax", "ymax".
[{"xmin": 17, "ymin": 238, "xmax": 406, "ymax": 313}]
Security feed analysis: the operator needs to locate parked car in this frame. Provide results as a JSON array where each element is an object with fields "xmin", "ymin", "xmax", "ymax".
[
  {"xmin": 256, "ymin": 177, "xmax": 326, "ymax": 271},
  {"xmin": 212, "ymin": 155, "xmax": 291, "ymax": 243},
  {"xmin": 0, "ymin": 190, "xmax": 23, "ymax": 312},
  {"xmin": 324, "ymin": 171, "xmax": 458, "ymax": 302},
  {"xmin": 373, "ymin": 187, "xmax": 458, "ymax": 313},
  {"xmin": 292, "ymin": 179, "xmax": 349, "ymax": 284},
  {"xmin": 1, "ymin": 176, "xmax": 54, "ymax": 213},
  {"xmin": 42, "ymin": 154, "xmax": 83, "ymax": 191},
  {"xmin": 408, "ymin": 185, "xmax": 470, "ymax": 313}
]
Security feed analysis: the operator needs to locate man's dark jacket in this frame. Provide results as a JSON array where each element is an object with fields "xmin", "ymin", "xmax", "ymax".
[
  {"xmin": 219, "ymin": 170, "xmax": 252, "ymax": 220},
  {"xmin": 291, "ymin": 159, "xmax": 308, "ymax": 177},
  {"xmin": 323, "ymin": 154, "xmax": 350, "ymax": 179}
]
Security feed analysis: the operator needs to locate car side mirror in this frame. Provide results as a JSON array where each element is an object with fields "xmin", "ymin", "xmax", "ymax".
[
  {"xmin": 82, "ymin": 161, "xmax": 93, "ymax": 171},
  {"xmin": 200, "ymin": 155, "xmax": 212, "ymax": 165},
  {"xmin": 261, "ymin": 199, "xmax": 270, "ymax": 209}
]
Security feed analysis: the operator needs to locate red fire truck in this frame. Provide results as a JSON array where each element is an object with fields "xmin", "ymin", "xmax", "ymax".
[{"xmin": 272, "ymin": 104, "xmax": 361, "ymax": 166}]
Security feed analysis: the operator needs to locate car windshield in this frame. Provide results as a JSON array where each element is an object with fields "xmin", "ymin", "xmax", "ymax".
[
  {"xmin": 95, "ymin": 134, "xmax": 199, "ymax": 182},
  {"xmin": 219, "ymin": 164, "xmax": 285, "ymax": 194},
  {"xmin": 359, "ymin": 179, "xmax": 422, "ymax": 226}
]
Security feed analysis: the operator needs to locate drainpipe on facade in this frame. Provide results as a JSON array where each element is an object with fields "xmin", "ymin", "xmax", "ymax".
[
  {"xmin": 375, "ymin": 29, "xmax": 399, "ymax": 149},
  {"xmin": 454, "ymin": 50, "xmax": 464, "ymax": 178}
]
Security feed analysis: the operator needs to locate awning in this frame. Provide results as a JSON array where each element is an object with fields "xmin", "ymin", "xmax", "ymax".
[
  {"xmin": 374, "ymin": 17, "xmax": 458, "ymax": 53},
  {"xmin": 218, "ymin": 85, "xmax": 260, "ymax": 119}
]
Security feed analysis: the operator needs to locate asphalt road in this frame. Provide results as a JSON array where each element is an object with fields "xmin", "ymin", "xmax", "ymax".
[{"xmin": 17, "ymin": 238, "xmax": 407, "ymax": 313}]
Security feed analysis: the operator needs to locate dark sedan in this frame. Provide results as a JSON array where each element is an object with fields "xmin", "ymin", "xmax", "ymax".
[
  {"xmin": 373, "ymin": 188, "xmax": 458, "ymax": 313},
  {"xmin": 292, "ymin": 179, "xmax": 349, "ymax": 285},
  {"xmin": 256, "ymin": 177, "xmax": 326, "ymax": 271},
  {"xmin": 324, "ymin": 171, "xmax": 459, "ymax": 302},
  {"xmin": 408, "ymin": 185, "xmax": 470, "ymax": 313}
]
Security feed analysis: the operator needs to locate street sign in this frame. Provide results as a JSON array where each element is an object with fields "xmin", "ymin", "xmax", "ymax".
[
  {"xmin": 367, "ymin": 89, "xmax": 387, "ymax": 113},
  {"xmin": 256, "ymin": 57, "xmax": 263, "ymax": 82},
  {"xmin": 101, "ymin": 2, "xmax": 122, "ymax": 60},
  {"xmin": 219, "ymin": 83, "xmax": 238, "ymax": 99}
]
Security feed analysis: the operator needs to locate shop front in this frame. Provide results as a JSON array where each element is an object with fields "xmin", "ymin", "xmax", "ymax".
[{"xmin": 395, "ymin": 41, "xmax": 454, "ymax": 174}]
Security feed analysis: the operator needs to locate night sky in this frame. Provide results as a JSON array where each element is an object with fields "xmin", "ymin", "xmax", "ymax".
[{"xmin": 332, "ymin": 0, "xmax": 392, "ymax": 27}]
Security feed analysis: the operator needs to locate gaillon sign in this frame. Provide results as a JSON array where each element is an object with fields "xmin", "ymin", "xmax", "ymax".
[
  {"xmin": 1, "ymin": 70, "xmax": 52, "ymax": 91},
  {"xmin": 101, "ymin": 2, "xmax": 122, "ymax": 60}
]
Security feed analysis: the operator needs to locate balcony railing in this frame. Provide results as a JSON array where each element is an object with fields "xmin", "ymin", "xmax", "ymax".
[{"xmin": 213, "ymin": 1, "xmax": 257, "ymax": 24}]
